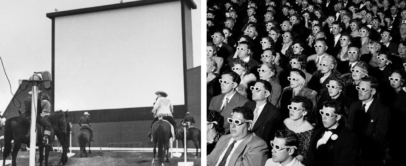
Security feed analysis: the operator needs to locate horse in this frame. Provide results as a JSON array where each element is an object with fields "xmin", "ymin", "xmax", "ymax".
[
  {"xmin": 176, "ymin": 126, "xmax": 201, "ymax": 158},
  {"xmin": 151, "ymin": 119, "xmax": 172, "ymax": 165},
  {"xmin": 77, "ymin": 127, "xmax": 91, "ymax": 157},
  {"xmin": 2, "ymin": 110, "xmax": 69, "ymax": 166},
  {"xmin": 50, "ymin": 110, "xmax": 70, "ymax": 165}
]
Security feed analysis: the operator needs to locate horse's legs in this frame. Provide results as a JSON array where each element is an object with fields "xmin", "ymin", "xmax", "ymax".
[
  {"xmin": 11, "ymin": 142, "xmax": 22, "ymax": 166},
  {"xmin": 45, "ymin": 145, "xmax": 51, "ymax": 166},
  {"xmin": 193, "ymin": 139, "xmax": 199, "ymax": 158},
  {"xmin": 165, "ymin": 141, "xmax": 169, "ymax": 162},
  {"xmin": 153, "ymin": 143, "xmax": 156, "ymax": 159},
  {"xmin": 39, "ymin": 145, "xmax": 44, "ymax": 166},
  {"xmin": 88, "ymin": 139, "xmax": 91, "ymax": 154}
]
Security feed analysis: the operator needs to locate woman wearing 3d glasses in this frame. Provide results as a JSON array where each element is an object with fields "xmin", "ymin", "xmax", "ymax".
[
  {"xmin": 231, "ymin": 59, "xmax": 257, "ymax": 100},
  {"xmin": 341, "ymin": 61, "xmax": 370, "ymax": 101},
  {"xmin": 280, "ymin": 96, "xmax": 314, "ymax": 162},
  {"xmin": 277, "ymin": 69, "xmax": 317, "ymax": 123}
]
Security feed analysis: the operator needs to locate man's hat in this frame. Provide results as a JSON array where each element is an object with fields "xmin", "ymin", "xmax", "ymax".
[
  {"xmin": 84, "ymin": 112, "xmax": 90, "ymax": 116},
  {"xmin": 155, "ymin": 91, "xmax": 168, "ymax": 97}
]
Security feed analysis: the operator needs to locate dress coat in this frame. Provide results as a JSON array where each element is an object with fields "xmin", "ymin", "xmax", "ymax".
[
  {"xmin": 207, "ymin": 133, "xmax": 268, "ymax": 166},
  {"xmin": 244, "ymin": 101, "xmax": 282, "ymax": 148},
  {"xmin": 209, "ymin": 92, "xmax": 249, "ymax": 133},
  {"xmin": 305, "ymin": 124, "xmax": 359, "ymax": 166}
]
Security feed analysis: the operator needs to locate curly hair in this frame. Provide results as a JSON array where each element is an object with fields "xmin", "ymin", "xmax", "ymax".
[{"xmin": 208, "ymin": 110, "xmax": 225, "ymax": 134}]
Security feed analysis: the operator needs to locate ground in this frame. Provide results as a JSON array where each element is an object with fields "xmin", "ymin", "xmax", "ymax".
[{"xmin": 0, "ymin": 150, "xmax": 201, "ymax": 166}]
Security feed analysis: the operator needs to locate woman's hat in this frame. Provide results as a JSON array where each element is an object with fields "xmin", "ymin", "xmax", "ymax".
[{"xmin": 155, "ymin": 91, "xmax": 168, "ymax": 97}]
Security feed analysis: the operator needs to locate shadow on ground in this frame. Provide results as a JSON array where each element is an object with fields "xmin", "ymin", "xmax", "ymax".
[{"xmin": 0, "ymin": 150, "xmax": 201, "ymax": 166}]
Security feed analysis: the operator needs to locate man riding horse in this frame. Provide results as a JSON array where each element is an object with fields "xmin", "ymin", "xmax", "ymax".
[
  {"xmin": 148, "ymin": 91, "xmax": 177, "ymax": 138},
  {"xmin": 23, "ymin": 94, "xmax": 53, "ymax": 145},
  {"xmin": 182, "ymin": 112, "xmax": 195, "ymax": 129},
  {"xmin": 78, "ymin": 112, "xmax": 93, "ymax": 141}
]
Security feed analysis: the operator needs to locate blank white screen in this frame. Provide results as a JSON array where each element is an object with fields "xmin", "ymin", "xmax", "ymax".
[{"xmin": 54, "ymin": 1, "xmax": 185, "ymax": 111}]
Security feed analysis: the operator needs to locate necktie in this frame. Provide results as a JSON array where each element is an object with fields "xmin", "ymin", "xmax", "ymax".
[
  {"xmin": 252, "ymin": 107, "xmax": 259, "ymax": 128},
  {"xmin": 221, "ymin": 98, "xmax": 229, "ymax": 112},
  {"xmin": 316, "ymin": 55, "xmax": 322, "ymax": 65},
  {"xmin": 218, "ymin": 140, "xmax": 237, "ymax": 166},
  {"xmin": 362, "ymin": 104, "xmax": 366, "ymax": 113}
]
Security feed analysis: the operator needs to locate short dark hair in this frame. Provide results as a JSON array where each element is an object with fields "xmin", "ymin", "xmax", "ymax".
[
  {"xmin": 213, "ymin": 30, "xmax": 225, "ymax": 38},
  {"xmin": 291, "ymin": 96, "xmax": 313, "ymax": 114},
  {"xmin": 275, "ymin": 130, "xmax": 299, "ymax": 156},
  {"xmin": 222, "ymin": 71, "xmax": 241, "ymax": 85},
  {"xmin": 238, "ymin": 41, "xmax": 252, "ymax": 51},
  {"xmin": 232, "ymin": 106, "xmax": 254, "ymax": 121},
  {"xmin": 360, "ymin": 76, "xmax": 379, "ymax": 90},
  {"xmin": 207, "ymin": 110, "xmax": 225, "ymax": 134},
  {"xmin": 322, "ymin": 99, "xmax": 344, "ymax": 116},
  {"xmin": 256, "ymin": 79, "xmax": 273, "ymax": 94}
]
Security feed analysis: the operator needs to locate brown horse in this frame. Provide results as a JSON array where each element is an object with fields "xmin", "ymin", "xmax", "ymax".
[
  {"xmin": 2, "ymin": 110, "xmax": 69, "ymax": 166},
  {"xmin": 77, "ymin": 127, "xmax": 91, "ymax": 157},
  {"xmin": 152, "ymin": 120, "xmax": 172, "ymax": 165},
  {"xmin": 176, "ymin": 127, "xmax": 201, "ymax": 158}
]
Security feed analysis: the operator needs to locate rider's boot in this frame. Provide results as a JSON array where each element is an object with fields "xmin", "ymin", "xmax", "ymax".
[
  {"xmin": 147, "ymin": 131, "xmax": 151, "ymax": 138},
  {"xmin": 43, "ymin": 130, "xmax": 51, "ymax": 145}
]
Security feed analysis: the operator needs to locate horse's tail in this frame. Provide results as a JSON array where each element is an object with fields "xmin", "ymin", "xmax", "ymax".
[
  {"xmin": 78, "ymin": 129, "xmax": 89, "ymax": 150},
  {"xmin": 3, "ymin": 118, "xmax": 14, "ymax": 161},
  {"xmin": 157, "ymin": 124, "xmax": 164, "ymax": 164}
]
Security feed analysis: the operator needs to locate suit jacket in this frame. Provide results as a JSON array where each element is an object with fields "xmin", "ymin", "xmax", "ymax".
[
  {"xmin": 217, "ymin": 43, "xmax": 235, "ymax": 65},
  {"xmin": 244, "ymin": 101, "xmax": 282, "ymax": 148},
  {"xmin": 347, "ymin": 99, "xmax": 390, "ymax": 153},
  {"xmin": 209, "ymin": 92, "xmax": 249, "ymax": 133},
  {"xmin": 207, "ymin": 133, "xmax": 269, "ymax": 166},
  {"xmin": 382, "ymin": 42, "xmax": 399, "ymax": 56},
  {"xmin": 305, "ymin": 124, "xmax": 359, "ymax": 166}
]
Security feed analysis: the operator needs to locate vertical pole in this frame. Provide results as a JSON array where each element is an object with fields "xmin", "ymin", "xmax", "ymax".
[
  {"xmin": 70, "ymin": 123, "xmax": 72, "ymax": 154},
  {"xmin": 29, "ymin": 84, "xmax": 40, "ymax": 166},
  {"xmin": 183, "ymin": 126, "xmax": 187, "ymax": 162}
]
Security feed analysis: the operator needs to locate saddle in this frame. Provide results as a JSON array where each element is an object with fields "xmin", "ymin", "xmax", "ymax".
[
  {"xmin": 151, "ymin": 119, "xmax": 175, "ymax": 141},
  {"xmin": 80, "ymin": 125, "xmax": 92, "ymax": 133}
]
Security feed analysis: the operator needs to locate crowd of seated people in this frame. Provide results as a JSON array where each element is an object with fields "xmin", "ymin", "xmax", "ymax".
[{"xmin": 206, "ymin": 0, "xmax": 406, "ymax": 166}]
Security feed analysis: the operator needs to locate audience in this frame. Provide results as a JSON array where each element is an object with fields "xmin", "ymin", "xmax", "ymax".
[{"xmin": 207, "ymin": 0, "xmax": 406, "ymax": 165}]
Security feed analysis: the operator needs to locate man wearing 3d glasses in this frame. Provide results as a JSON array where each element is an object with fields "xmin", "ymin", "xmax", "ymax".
[
  {"xmin": 265, "ymin": 130, "xmax": 303, "ymax": 166},
  {"xmin": 207, "ymin": 106, "xmax": 268, "ymax": 166},
  {"xmin": 306, "ymin": 100, "xmax": 359, "ymax": 166}
]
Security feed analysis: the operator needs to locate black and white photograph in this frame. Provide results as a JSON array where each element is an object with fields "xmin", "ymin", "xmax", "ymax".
[
  {"xmin": 206, "ymin": 0, "xmax": 406, "ymax": 166},
  {"xmin": 0, "ymin": 0, "xmax": 201, "ymax": 166}
]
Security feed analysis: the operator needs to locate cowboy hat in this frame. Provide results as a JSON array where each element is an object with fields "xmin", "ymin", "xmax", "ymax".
[
  {"xmin": 84, "ymin": 112, "xmax": 90, "ymax": 116},
  {"xmin": 155, "ymin": 91, "xmax": 168, "ymax": 97}
]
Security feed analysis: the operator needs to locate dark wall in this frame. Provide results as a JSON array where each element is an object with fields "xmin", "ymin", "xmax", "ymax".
[{"xmin": 2, "ymin": 67, "xmax": 201, "ymax": 148}]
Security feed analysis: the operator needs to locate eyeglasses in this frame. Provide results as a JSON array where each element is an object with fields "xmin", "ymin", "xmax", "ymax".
[
  {"xmin": 281, "ymin": 24, "xmax": 289, "ymax": 27},
  {"xmin": 371, "ymin": 21, "xmax": 379, "ymax": 24},
  {"xmin": 207, "ymin": 49, "xmax": 214, "ymax": 52},
  {"xmin": 287, "ymin": 77, "xmax": 299, "ymax": 81},
  {"xmin": 312, "ymin": 28, "xmax": 319, "ymax": 31},
  {"xmin": 389, "ymin": 77, "xmax": 402, "ymax": 82},
  {"xmin": 314, "ymin": 45, "xmax": 324, "ymax": 48},
  {"xmin": 269, "ymin": 33, "xmax": 277, "ymax": 36},
  {"xmin": 326, "ymin": 84, "xmax": 340, "ymax": 89},
  {"xmin": 227, "ymin": 118, "xmax": 250, "ymax": 126},
  {"xmin": 359, "ymin": 30, "xmax": 367, "ymax": 33},
  {"xmin": 245, "ymin": 30, "xmax": 253, "ymax": 33},
  {"xmin": 232, "ymin": 67, "xmax": 242, "ymax": 71},
  {"xmin": 356, "ymin": 86, "xmax": 371, "ymax": 92},
  {"xmin": 348, "ymin": 51, "xmax": 358, "ymax": 54},
  {"xmin": 289, "ymin": 61, "xmax": 299, "ymax": 65},
  {"xmin": 211, "ymin": 35, "xmax": 220, "ymax": 39},
  {"xmin": 237, "ymin": 47, "xmax": 247, "ymax": 51},
  {"xmin": 224, "ymin": 22, "xmax": 231, "ymax": 25},
  {"xmin": 367, "ymin": 46, "xmax": 375, "ymax": 49},
  {"xmin": 261, "ymin": 54, "xmax": 272, "ymax": 58},
  {"xmin": 376, "ymin": 56, "xmax": 387, "ymax": 61},
  {"xmin": 350, "ymin": 24, "xmax": 357, "ymax": 27},
  {"xmin": 320, "ymin": 63, "xmax": 329, "ymax": 67},
  {"xmin": 340, "ymin": 38, "xmax": 348, "ymax": 41},
  {"xmin": 320, "ymin": 110, "xmax": 337, "ymax": 118},
  {"xmin": 282, "ymin": 34, "xmax": 291, "ymax": 38},
  {"xmin": 270, "ymin": 141, "xmax": 296, "ymax": 151},
  {"xmin": 250, "ymin": 86, "xmax": 269, "ymax": 93},
  {"xmin": 351, "ymin": 69, "xmax": 367, "ymax": 75},
  {"xmin": 257, "ymin": 68, "xmax": 269, "ymax": 73},
  {"xmin": 219, "ymin": 79, "xmax": 233, "ymax": 85},
  {"xmin": 381, "ymin": 34, "xmax": 389, "ymax": 38},
  {"xmin": 293, "ymin": 46, "xmax": 302, "ymax": 49},
  {"xmin": 266, "ymin": 24, "xmax": 273, "ymax": 27},
  {"xmin": 287, "ymin": 105, "xmax": 303, "ymax": 111},
  {"xmin": 403, "ymin": 63, "xmax": 406, "ymax": 67},
  {"xmin": 331, "ymin": 27, "xmax": 339, "ymax": 30},
  {"xmin": 260, "ymin": 41, "xmax": 269, "ymax": 44}
]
